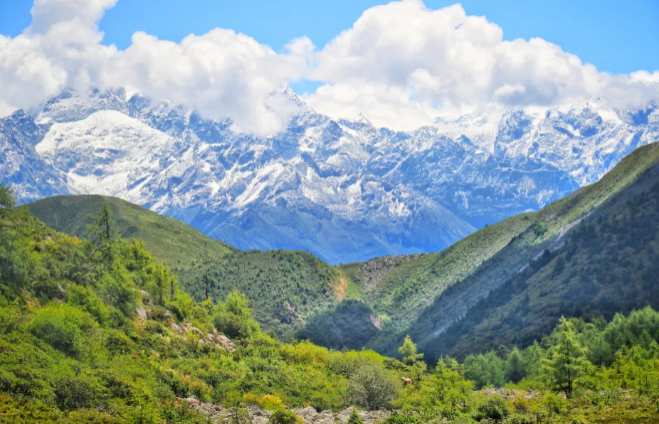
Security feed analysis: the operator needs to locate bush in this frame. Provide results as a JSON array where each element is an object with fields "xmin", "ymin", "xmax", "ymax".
[
  {"xmin": 348, "ymin": 410, "xmax": 364, "ymax": 424},
  {"xmin": 214, "ymin": 291, "xmax": 260, "ymax": 340},
  {"xmin": 144, "ymin": 320, "xmax": 165, "ymax": 334},
  {"xmin": 269, "ymin": 409, "xmax": 302, "ymax": 424},
  {"xmin": 505, "ymin": 413, "xmax": 537, "ymax": 424},
  {"xmin": 54, "ymin": 375, "xmax": 102, "ymax": 410},
  {"xmin": 67, "ymin": 283, "xmax": 110, "ymax": 325},
  {"xmin": 541, "ymin": 393, "xmax": 566, "ymax": 416},
  {"xmin": 0, "ymin": 306, "xmax": 21, "ymax": 334},
  {"xmin": 347, "ymin": 363, "xmax": 400, "ymax": 410},
  {"xmin": 473, "ymin": 396, "xmax": 510, "ymax": 422},
  {"xmin": 29, "ymin": 304, "xmax": 98, "ymax": 358},
  {"xmin": 104, "ymin": 329, "xmax": 134, "ymax": 355},
  {"xmin": 381, "ymin": 411, "xmax": 421, "ymax": 424},
  {"xmin": 98, "ymin": 274, "xmax": 138, "ymax": 317}
]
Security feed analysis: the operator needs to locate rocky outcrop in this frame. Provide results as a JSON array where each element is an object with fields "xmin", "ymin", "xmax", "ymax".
[
  {"xmin": 180, "ymin": 398, "xmax": 390, "ymax": 424},
  {"xmin": 169, "ymin": 322, "xmax": 237, "ymax": 353},
  {"xmin": 358, "ymin": 255, "xmax": 421, "ymax": 293},
  {"xmin": 474, "ymin": 388, "xmax": 541, "ymax": 400}
]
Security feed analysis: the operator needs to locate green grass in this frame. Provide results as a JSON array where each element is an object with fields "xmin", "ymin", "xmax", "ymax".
[{"xmin": 27, "ymin": 195, "xmax": 235, "ymax": 276}]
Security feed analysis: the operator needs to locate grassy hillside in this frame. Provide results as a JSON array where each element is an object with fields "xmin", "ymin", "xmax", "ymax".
[
  {"xmin": 422, "ymin": 147, "xmax": 659, "ymax": 360},
  {"xmin": 409, "ymin": 143, "xmax": 659, "ymax": 360},
  {"xmin": 28, "ymin": 195, "xmax": 235, "ymax": 274}
]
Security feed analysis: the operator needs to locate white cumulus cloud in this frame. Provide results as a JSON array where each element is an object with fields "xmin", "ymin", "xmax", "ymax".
[
  {"xmin": 0, "ymin": 0, "xmax": 657, "ymax": 134},
  {"xmin": 0, "ymin": 0, "xmax": 313, "ymax": 135},
  {"xmin": 304, "ymin": 0, "xmax": 659, "ymax": 130}
]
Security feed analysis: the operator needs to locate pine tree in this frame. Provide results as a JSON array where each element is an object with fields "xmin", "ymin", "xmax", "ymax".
[
  {"xmin": 542, "ymin": 316, "xmax": 593, "ymax": 397},
  {"xmin": 0, "ymin": 183, "xmax": 15, "ymax": 210},
  {"xmin": 89, "ymin": 203, "xmax": 116, "ymax": 247},
  {"xmin": 505, "ymin": 347, "xmax": 525, "ymax": 383},
  {"xmin": 88, "ymin": 203, "xmax": 117, "ymax": 263},
  {"xmin": 399, "ymin": 335, "xmax": 423, "ymax": 366}
]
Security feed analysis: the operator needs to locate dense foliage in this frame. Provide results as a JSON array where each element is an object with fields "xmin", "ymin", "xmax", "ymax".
[
  {"xmin": 6, "ymin": 174, "xmax": 659, "ymax": 422},
  {"xmin": 0, "ymin": 187, "xmax": 398, "ymax": 422},
  {"xmin": 185, "ymin": 250, "xmax": 353, "ymax": 339}
]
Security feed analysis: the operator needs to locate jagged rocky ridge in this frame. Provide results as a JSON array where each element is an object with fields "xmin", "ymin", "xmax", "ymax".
[{"xmin": 0, "ymin": 88, "xmax": 657, "ymax": 263}]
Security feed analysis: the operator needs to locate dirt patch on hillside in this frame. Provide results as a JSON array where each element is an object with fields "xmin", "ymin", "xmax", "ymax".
[{"xmin": 331, "ymin": 277, "xmax": 349, "ymax": 301}]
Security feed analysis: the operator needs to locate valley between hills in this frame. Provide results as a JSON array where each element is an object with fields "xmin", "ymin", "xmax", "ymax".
[{"xmin": 3, "ymin": 143, "xmax": 659, "ymax": 423}]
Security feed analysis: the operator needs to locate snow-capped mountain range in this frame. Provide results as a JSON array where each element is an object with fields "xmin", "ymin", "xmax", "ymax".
[{"xmin": 1, "ymin": 88, "xmax": 657, "ymax": 263}]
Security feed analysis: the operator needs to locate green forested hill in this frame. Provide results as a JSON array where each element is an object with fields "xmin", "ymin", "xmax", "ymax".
[
  {"xmin": 26, "ymin": 195, "xmax": 353, "ymax": 339},
  {"xmin": 181, "ymin": 249, "xmax": 360, "ymax": 339},
  {"xmin": 6, "ymin": 184, "xmax": 659, "ymax": 423},
  {"xmin": 27, "ymin": 195, "xmax": 235, "ymax": 274},
  {"xmin": 24, "ymin": 143, "xmax": 659, "ymax": 359}
]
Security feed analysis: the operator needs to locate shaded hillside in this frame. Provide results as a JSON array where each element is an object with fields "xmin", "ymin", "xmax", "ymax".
[
  {"xmin": 418, "ymin": 150, "xmax": 659, "ymax": 360},
  {"xmin": 28, "ymin": 195, "xmax": 235, "ymax": 275},
  {"xmin": 182, "ymin": 249, "xmax": 359, "ymax": 339},
  {"xmin": 407, "ymin": 143, "xmax": 659, "ymax": 360}
]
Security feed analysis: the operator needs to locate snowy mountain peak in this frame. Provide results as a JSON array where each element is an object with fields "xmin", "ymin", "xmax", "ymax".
[{"xmin": 1, "ymin": 88, "xmax": 658, "ymax": 263}]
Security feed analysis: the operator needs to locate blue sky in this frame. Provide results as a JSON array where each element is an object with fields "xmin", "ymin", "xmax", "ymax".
[{"xmin": 2, "ymin": 0, "xmax": 658, "ymax": 75}]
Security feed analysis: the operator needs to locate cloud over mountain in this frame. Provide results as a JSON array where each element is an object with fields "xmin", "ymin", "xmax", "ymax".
[
  {"xmin": 0, "ymin": 0, "xmax": 658, "ymax": 134},
  {"xmin": 306, "ymin": 0, "xmax": 659, "ymax": 130}
]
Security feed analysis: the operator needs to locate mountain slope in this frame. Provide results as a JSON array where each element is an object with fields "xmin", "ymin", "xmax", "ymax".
[
  {"xmin": 27, "ymin": 195, "xmax": 235, "ymax": 276},
  {"xmin": 0, "ymin": 110, "xmax": 69, "ymax": 201},
  {"xmin": 408, "ymin": 142, "xmax": 659, "ymax": 360},
  {"xmin": 26, "ymin": 194, "xmax": 350, "ymax": 338},
  {"xmin": 296, "ymin": 143, "xmax": 659, "ymax": 356},
  {"xmin": 27, "ymin": 142, "xmax": 659, "ymax": 354}
]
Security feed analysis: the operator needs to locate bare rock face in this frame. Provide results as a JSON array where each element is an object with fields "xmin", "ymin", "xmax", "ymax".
[
  {"xmin": 135, "ymin": 305, "xmax": 147, "ymax": 320},
  {"xmin": 358, "ymin": 254, "xmax": 421, "ymax": 292},
  {"xmin": 180, "ymin": 398, "xmax": 390, "ymax": 424}
]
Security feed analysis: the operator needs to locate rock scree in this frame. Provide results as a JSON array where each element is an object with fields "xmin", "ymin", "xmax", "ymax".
[{"xmin": 179, "ymin": 398, "xmax": 390, "ymax": 424}]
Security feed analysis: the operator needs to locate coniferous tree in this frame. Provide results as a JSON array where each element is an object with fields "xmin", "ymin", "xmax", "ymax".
[
  {"xmin": 89, "ymin": 203, "xmax": 115, "ymax": 246},
  {"xmin": 505, "ymin": 347, "xmax": 525, "ymax": 383},
  {"xmin": 0, "ymin": 183, "xmax": 15, "ymax": 210},
  {"xmin": 87, "ymin": 203, "xmax": 117, "ymax": 263},
  {"xmin": 542, "ymin": 316, "xmax": 593, "ymax": 397},
  {"xmin": 399, "ymin": 335, "xmax": 423, "ymax": 365}
]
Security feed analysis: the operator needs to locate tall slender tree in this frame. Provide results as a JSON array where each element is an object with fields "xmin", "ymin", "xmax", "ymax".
[{"xmin": 542, "ymin": 316, "xmax": 593, "ymax": 397}]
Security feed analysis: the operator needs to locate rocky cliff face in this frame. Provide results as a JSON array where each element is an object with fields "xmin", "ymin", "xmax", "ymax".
[{"xmin": 1, "ymin": 88, "xmax": 657, "ymax": 263}]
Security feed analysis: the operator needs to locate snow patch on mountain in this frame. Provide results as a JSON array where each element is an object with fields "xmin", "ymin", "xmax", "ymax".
[{"xmin": 1, "ymin": 88, "xmax": 658, "ymax": 263}]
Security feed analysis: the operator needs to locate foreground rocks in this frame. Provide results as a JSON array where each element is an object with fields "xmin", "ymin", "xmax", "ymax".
[
  {"xmin": 180, "ymin": 398, "xmax": 390, "ymax": 424},
  {"xmin": 474, "ymin": 388, "xmax": 541, "ymax": 400}
]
